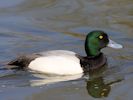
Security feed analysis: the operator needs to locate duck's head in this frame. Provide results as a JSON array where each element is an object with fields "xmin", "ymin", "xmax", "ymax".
[{"xmin": 85, "ymin": 30, "xmax": 123, "ymax": 56}]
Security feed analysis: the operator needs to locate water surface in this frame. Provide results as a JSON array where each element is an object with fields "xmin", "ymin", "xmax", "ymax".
[{"xmin": 0, "ymin": 0, "xmax": 133, "ymax": 100}]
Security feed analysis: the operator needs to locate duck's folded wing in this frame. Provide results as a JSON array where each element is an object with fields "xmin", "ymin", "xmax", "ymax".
[{"xmin": 36, "ymin": 50, "xmax": 77, "ymax": 56}]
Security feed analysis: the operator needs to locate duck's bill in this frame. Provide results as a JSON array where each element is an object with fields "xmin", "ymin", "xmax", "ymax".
[{"xmin": 107, "ymin": 39, "xmax": 123, "ymax": 49}]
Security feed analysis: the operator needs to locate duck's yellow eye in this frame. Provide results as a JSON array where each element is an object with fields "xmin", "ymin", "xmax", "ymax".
[{"xmin": 99, "ymin": 35, "xmax": 103, "ymax": 39}]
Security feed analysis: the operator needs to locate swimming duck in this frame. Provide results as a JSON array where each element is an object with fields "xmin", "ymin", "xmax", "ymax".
[{"xmin": 7, "ymin": 30, "xmax": 123, "ymax": 75}]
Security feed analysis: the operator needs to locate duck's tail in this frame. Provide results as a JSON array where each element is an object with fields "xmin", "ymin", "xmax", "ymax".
[
  {"xmin": 0, "ymin": 62, "xmax": 21, "ymax": 70},
  {"xmin": 6, "ymin": 54, "xmax": 40, "ymax": 70},
  {"xmin": 0, "ymin": 56, "xmax": 30, "ymax": 71}
]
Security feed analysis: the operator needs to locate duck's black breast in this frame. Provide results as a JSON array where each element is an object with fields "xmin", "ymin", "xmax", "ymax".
[{"xmin": 77, "ymin": 53, "xmax": 107, "ymax": 72}]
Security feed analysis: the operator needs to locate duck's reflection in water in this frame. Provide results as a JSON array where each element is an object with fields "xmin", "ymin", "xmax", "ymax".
[
  {"xmin": 86, "ymin": 77, "xmax": 111, "ymax": 98},
  {"xmin": 85, "ymin": 65, "xmax": 123, "ymax": 98},
  {"xmin": 30, "ymin": 73, "xmax": 83, "ymax": 86},
  {"xmin": 29, "ymin": 65, "xmax": 123, "ymax": 98}
]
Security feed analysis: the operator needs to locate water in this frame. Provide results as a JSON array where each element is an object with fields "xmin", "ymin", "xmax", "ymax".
[{"xmin": 0, "ymin": 0, "xmax": 133, "ymax": 100}]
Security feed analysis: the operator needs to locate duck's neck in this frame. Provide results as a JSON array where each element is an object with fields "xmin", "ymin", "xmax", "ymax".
[{"xmin": 85, "ymin": 41, "xmax": 101, "ymax": 57}]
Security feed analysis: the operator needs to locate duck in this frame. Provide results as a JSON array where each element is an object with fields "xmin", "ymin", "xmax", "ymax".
[{"xmin": 7, "ymin": 30, "xmax": 123, "ymax": 75}]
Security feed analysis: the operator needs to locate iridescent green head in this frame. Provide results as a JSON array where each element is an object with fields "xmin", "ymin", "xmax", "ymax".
[{"xmin": 85, "ymin": 30, "xmax": 123, "ymax": 56}]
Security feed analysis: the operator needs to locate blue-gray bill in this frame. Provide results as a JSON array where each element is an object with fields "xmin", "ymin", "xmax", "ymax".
[{"xmin": 107, "ymin": 39, "xmax": 123, "ymax": 49}]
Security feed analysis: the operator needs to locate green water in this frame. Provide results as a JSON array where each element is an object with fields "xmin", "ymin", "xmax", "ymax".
[{"xmin": 0, "ymin": 0, "xmax": 133, "ymax": 100}]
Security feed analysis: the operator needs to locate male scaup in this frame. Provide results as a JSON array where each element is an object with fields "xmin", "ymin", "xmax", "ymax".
[{"xmin": 7, "ymin": 30, "xmax": 123, "ymax": 75}]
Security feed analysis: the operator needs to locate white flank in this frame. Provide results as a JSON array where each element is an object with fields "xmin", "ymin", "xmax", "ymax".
[{"xmin": 28, "ymin": 50, "xmax": 83, "ymax": 75}]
